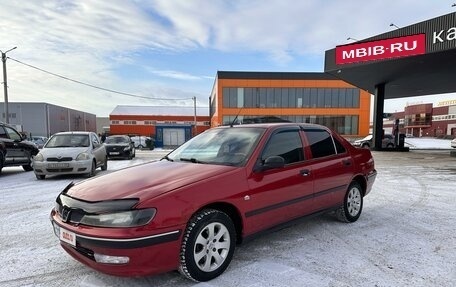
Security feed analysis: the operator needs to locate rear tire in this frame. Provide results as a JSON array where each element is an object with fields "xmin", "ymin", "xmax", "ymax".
[
  {"xmin": 336, "ymin": 181, "xmax": 363, "ymax": 223},
  {"xmin": 0, "ymin": 153, "xmax": 4, "ymax": 174},
  {"xmin": 23, "ymin": 164, "xmax": 33, "ymax": 171},
  {"xmin": 179, "ymin": 209, "xmax": 236, "ymax": 282},
  {"xmin": 101, "ymin": 157, "xmax": 108, "ymax": 171},
  {"xmin": 86, "ymin": 161, "xmax": 96, "ymax": 177}
]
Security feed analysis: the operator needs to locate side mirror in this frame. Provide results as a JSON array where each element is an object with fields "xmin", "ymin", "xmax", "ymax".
[{"xmin": 255, "ymin": 156, "xmax": 285, "ymax": 172}]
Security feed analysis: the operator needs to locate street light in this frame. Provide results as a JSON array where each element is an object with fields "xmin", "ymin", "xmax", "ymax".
[
  {"xmin": 1, "ymin": 46, "xmax": 17, "ymax": 124},
  {"xmin": 389, "ymin": 23, "xmax": 400, "ymax": 29}
]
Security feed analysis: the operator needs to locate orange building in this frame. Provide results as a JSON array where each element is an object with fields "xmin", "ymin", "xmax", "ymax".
[
  {"xmin": 109, "ymin": 106, "xmax": 210, "ymax": 148},
  {"xmin": 210, "ymin": 71, "xmax": 371, "ymax": 137}
]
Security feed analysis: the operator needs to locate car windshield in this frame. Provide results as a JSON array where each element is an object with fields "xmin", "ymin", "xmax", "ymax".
[
  {"xmin": 105, "ymin": 136, "xmax": 128, "ymax": 144},
  {"xmin": 45, "ymin": 134, "xmax": 90, "ymax": 148},
  {"xmin": 166, "ymin": 127, "xmax": 265, "ymax": 167}
]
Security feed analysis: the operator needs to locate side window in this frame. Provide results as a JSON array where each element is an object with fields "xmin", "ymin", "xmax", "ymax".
[
  {"xmin": 333, "ymin": 137, "xmax": 347, "ymax": 154},
  {"xmin": 0, "ymin": 126, "xmax": 7, "ymax": 138},
  {"xmin": 304, "ymin": 129, "xmax": 337, "ymax": 158},
  {"xmin": 5, "ymin": 126, "xmax": 21, "ymax": 141},
  {"xmin": 261, "ymin": 129, "xmax": 304, "ymax": 164},
  {"xmin": 91, "ymin": 134, "xmax": 100, "ymax": 145}
]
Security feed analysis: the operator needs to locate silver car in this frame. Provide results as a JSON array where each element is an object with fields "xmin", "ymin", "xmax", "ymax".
[
  {"xmin": 33, "ymin": 132, "xmax": 107, "ymax": 180},
  {"xmin": 353, "ymin": 134, "xmax": 395, "ymax": 149}
]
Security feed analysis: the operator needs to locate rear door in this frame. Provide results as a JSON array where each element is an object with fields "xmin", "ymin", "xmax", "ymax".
[
  {"xmin": 90, "ymin": 133, "xmax": 105, "ymax": 166},
  {"xmin": 245, "ymin": 127, "xmax": 314, "ymax": 234},
  {"xmin": 302, "ymin": 127, "xmax": 354, "ymax": 210}
]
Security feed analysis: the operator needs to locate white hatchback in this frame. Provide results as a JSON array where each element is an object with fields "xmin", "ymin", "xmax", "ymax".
[{"xmin": 33, "ymin": 132, "xmax": 107, "ymax": 180}]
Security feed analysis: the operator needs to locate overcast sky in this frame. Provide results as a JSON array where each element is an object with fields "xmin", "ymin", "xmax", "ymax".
[{"xmin": 1, "ymin": 0, "xmax": 455, "ymax": 117}]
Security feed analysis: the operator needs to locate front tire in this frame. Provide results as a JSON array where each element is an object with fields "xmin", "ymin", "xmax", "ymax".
[
  {"xmin": 179, "ymin": 209, "xmax": 236, "ymax": 282},
  {"xmin": 36, "ymin": 174, "xmax": 45, "ymax": 180},
  {"xmin": 336, "ymin": 181, "xmax": 363, "ymax": 223}
]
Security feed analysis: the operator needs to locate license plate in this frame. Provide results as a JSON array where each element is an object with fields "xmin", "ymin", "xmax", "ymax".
[
  {"xmin": 59, "ymin": 227, "xmax": 76, "ymax": 247},
  {"xmin": 48, "ymin": 163, "xmax": 69, "ymax": 168},
  {"xmin": 109, "ymin": 152, "xmax": 120, "ymax": 155}
]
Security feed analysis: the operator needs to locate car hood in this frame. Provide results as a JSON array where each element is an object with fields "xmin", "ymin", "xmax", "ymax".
[
  {"xmin": 66, "ymin": 161, "xmax": 237, "ymax": 202},
  {"xmin": 39, "ymin": 147, "xmax": 90, "ymax": 158}
]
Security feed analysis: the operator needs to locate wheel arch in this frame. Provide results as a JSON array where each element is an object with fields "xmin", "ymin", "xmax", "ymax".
[
  {"xmin": 192, "ymin": 202, "xmax": 243, "ymax": 244},
  {"xmin": 352, "ymin": 174, "xmax": 367, "ymax": 196}
]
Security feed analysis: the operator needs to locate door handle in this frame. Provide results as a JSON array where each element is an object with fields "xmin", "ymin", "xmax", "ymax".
[
  {"xmin": 300, "ymin": 169, "xmax": 310, "ymax": 176},
  {"xmin": 342, "ymin": 159, "xmax": 352, "ymax": 166}
]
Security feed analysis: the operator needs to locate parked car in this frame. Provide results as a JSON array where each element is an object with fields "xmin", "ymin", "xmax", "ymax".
[
  {"xmin": 50, "ymin": 123, "xmax": 376, "ymax": 281},
  {"xmin": 0, "ymin": 122, "xmax": 39, "ymax": 174},
  {"xmin": 130, "ymin": 136, "xmax": 150, "ymax": 149},
  {"xmin": 352, "ymin": 134, "xmax": 395, "ymax": 149},
  {"xmin": 451, "ymin": 138, "xmax": 456, "ymax": 148},
  {"xmin": 30, "ymin": 136, "xmax": 48, "ymax": 149},
  {"xmin": 104, "ymin": 135, "xmax": 135, "ymax": 160},
  {"xmin": 33, "ymin": 131, "xmax": 107, "ymax": 180}
]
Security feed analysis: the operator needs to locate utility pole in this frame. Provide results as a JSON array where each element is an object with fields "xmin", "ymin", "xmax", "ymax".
[
  {"xmin": 1, "ymin": 46, "xmax": 17, "ymax": 124},
  {"xmin": 193, "ymin": 96, "xmax": 197, "ymax": 136}
]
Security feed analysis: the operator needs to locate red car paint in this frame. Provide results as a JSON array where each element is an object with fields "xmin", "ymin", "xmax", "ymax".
[{"xmin": 50, "ymin": 123, "xmax": 376, "ymax": 280}]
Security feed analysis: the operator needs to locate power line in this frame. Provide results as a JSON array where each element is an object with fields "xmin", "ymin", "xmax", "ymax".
[{"xmin": 7, "ymin": 57, "xmax": 192, "ymax": 102}]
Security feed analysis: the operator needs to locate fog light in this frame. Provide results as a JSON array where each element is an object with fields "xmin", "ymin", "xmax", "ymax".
[{"xmin": 94, "ymin": 253, "xmax": 129, "ymax": 264}]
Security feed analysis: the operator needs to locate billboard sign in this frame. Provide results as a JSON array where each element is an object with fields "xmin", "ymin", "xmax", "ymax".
[{"xmin": 336, "ymin": 34, "xmax": 426, "ymax": 65}]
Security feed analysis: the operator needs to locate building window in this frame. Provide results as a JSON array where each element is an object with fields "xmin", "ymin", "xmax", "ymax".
[
  {"xmin": 222, "ymin": 87, "xmax": 361, "ymax": 109},
  {"xmin": 222, "ymin": 115, "xmax": 359, "ymax": 135},
  {"xmin": 144, "ymin": 120, "xmax": 156, "ymax": 125},
  {"xmin": 124, "ymin": 120, "xmax": 137, "ymax": 125},
  {"xmin": 111, "ymin": 120, "xmax": 120, "ymax": 125}
]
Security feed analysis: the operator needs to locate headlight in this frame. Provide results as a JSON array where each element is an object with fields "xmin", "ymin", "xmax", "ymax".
[
  {"xmin": 80, "ymin": 208, "xmax": 156, "ymax": 227},
  {"xmin": 76, "ymin": 152, "xmax": 91, "ymax": 161},
  {"xmin": 123, "ymin": 146, "xmax": 131, "ymax": 151},
  {"xmin": 34, "ymin": 153, "xmax": 44, "ymax": 162}
]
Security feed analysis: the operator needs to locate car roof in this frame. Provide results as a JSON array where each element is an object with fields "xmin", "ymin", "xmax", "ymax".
[
  {"xmin": 216, "ymin": 122, "xmax": 330, "ymax": 130},
  {"xmin": 52, "ymin": 131, "xmax": 92, "ymax": 135}
]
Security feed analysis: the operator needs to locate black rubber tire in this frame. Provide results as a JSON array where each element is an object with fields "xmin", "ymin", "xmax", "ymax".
[
  {"xmin": 36, "ymin": 174, "xmax": 45, "ymax": 180},
  {"xmin": 23, "ymin": 164, "xmax": 33, "ymax": 171},
  {"xmin": 0, "ymin": 153, "xmax": 4, "ymax": 174},
  {"xmin": 179, "ymin": 209, "xmax": 236, "ymax": 282},
  {"xmin": 336, "ymin": 181, "xmax": 364, "ymax": 223},
  {"xmin": 101, "ymin": 157, "xmax": 108, "ymax": 171},
  {"xmin": 86, "ymin": 161, "xmax": 96, "ymax": 178}
]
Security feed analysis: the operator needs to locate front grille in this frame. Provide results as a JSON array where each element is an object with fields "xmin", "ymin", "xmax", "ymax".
[
  {"xmin": 47, "ymin": 157, "xmax": 73, "ymax": 162},
  {"xmin": 47, "ymin": 168, "xmax": 74, "ymax": 172}
]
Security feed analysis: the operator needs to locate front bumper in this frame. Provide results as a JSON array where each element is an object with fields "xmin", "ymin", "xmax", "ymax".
[
  {"xmin": 34, "ymin": 159, "xmax": 93, "ymax": 176},
  {"xmin": 50, "ymin": 210, "xmax": 183, "ymax": 277}
]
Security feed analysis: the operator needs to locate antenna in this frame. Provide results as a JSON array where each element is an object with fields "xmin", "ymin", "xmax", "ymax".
[{"xmin": 230, "ymin": 108, "xmax": 243, "ymax": 127}]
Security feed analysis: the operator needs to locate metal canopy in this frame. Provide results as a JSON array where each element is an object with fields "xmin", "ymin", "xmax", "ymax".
[{"xmin": 324, "ymin": 12, "xmax": 456, "ymax": 99}]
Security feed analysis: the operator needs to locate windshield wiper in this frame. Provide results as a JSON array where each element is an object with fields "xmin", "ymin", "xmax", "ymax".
[
  {"xmin": 162, "ymin": 155, "xmax": 174, "ymax": 162},
  {"xmin": 179, "ymin": 157, "xmax": 207, "ymax": 164}
]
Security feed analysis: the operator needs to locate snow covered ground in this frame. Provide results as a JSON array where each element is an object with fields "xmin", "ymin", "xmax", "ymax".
[
  {"xmin": 0, "ymin": 141, "xmax": 455, "ymax": 287},
  {"xmin": 404, "ymin": 137, "xmax": 453, "ymax": 149}
]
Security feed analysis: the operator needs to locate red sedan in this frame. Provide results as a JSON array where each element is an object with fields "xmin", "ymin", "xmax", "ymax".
[{"xmin": 50, "ymin": 123, "xmax": 376, "ymax": 282}]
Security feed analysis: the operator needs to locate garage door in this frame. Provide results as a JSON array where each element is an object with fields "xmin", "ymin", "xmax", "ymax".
[{"xmin": 163, "ymin": 128, "xmax": 185, "ymax": 147}]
